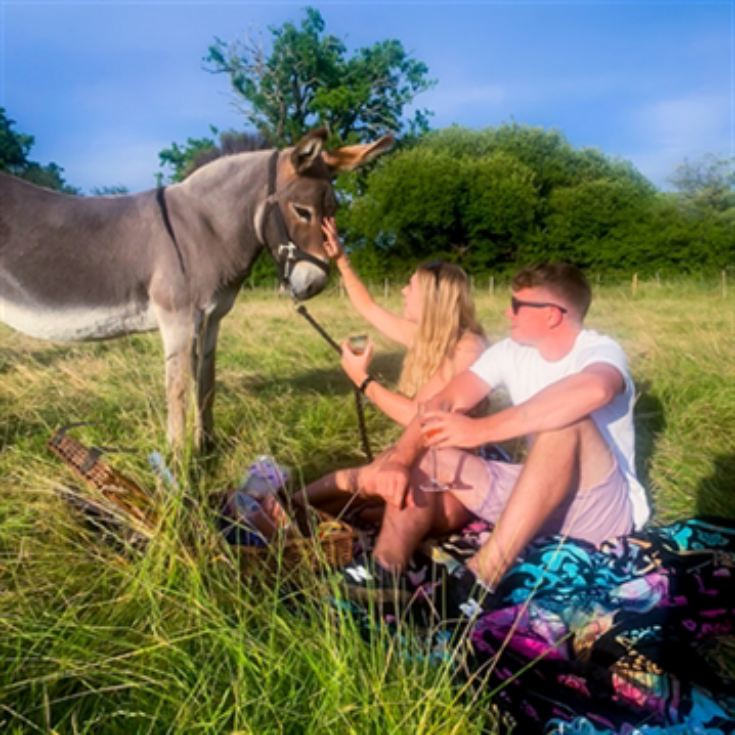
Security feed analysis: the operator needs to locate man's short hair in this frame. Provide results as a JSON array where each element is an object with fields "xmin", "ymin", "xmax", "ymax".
[{"xmin": 512, "ymin": 262, "xmax": 592, "ymax": 318}]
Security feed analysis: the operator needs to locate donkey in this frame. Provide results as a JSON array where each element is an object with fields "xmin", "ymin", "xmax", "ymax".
[{"xmin": 0, "ymin": 128, "xmax": 393, "ymax": 448}]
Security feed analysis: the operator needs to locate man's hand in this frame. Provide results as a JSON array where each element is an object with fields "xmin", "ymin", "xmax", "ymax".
[{"xmin": 420, "ymin": 409, "xmax": 481, "ymax": 450}]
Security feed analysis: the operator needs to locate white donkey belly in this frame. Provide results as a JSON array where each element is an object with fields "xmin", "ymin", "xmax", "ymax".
[{"xmin": 0, "ymin": 296, "xmax": 158, "ymax": 342}]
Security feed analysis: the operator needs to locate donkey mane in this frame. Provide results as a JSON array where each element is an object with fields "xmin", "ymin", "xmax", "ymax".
[{"xmin": 185, "ymin": 131, "xmax": 272, "ymax": 178}]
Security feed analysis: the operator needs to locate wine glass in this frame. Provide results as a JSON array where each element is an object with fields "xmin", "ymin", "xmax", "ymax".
[{"xmin": 418, "ymin": 401, "xmax": 450, "ymax": 492}]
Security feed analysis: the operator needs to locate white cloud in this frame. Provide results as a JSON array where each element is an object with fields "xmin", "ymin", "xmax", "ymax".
[
  {"xmin": 633, "ymin": 95, "xmax": 730, "ymax": 149},
  {"xmin": 421, "ymin": 83, "xmax": 507, "ymax": 121},
  {"xmin": 625, "ymin": 94, "xmax": 732, "ymax": 188}
]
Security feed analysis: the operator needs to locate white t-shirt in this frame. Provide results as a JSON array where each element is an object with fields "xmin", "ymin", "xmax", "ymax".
[{"xmin": 470, "ymin": 329, "xmax": 650, "ymax": 529}]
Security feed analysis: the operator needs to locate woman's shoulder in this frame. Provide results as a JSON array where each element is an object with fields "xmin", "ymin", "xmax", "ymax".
[
  {"xmin": 444, "ymin": 331, "xmax": 488, "ymax": 377},
  {"xmin": 455, "ymin": 331, "xmax": 489, "ymax": 357}
]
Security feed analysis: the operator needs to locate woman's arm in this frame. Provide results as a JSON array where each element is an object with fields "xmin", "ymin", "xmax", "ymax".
[
  {"xmin": 323, "ymin": 218, "xmax": 416, "ymax": 347},
  {"xmin": 341, "ymin": 333, "xmax": 488, "ymax": 427},
  {"xmin": 339, "ymin": 338, "xmax": 417, "ymax": 426}
]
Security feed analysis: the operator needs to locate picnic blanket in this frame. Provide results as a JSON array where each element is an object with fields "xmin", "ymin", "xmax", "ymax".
[{"xmin": 350, "ymin": 517, "xmax": 735, "ymax": 734}]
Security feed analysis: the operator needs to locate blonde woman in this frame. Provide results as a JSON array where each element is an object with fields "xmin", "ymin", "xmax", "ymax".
[{"xmin": 295, "ymin": 217, "xmax": 487, "ymax": 511}]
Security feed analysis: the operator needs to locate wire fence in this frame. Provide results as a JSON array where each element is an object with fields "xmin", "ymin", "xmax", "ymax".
[{"xmin": 249, "ymin": 269, "xmax": 731, "ymax": 299}]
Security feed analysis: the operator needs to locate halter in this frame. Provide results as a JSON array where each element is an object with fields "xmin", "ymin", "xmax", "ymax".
[
  {"xmin": 264, "ymin": 151, "xmax": 331, "ymax": 288},
  {"xmin": 264, "ymin": 151, "xmax": 372, "ymax": 462}
]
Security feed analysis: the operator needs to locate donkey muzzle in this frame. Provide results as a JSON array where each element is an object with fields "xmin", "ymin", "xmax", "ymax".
[{"xmin": 288, "ymin": 260, "xmax": 330, "ymax": 301}]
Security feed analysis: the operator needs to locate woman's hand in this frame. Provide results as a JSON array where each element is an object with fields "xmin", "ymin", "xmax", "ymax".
[
  {"xmin": 360, "ymin": 454, "xmax": 411, "ymax": 508},
  {"xmin": 321, "ymin": 216, "xmax": 346, "ymax": 262},
  {"xmin": 340, "ymin": 337, "xmax": 374, "ymax": 387}
]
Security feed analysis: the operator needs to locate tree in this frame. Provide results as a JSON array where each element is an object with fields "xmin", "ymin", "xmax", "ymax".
[
  {"xmin": 463, "ymin": 152, "xmax": 539, "ymax": 269},
  {"xmin": 0, "ymin": 107, "xmax": 78, "ymax": 193},
  {"xmin": 533, "ymin": 178, "xmax": 655, "ymax": 270},
  {"xmin": 91, "ymin": 185, "xmax": 129, "ymax": 196},
  {"xmin": 0, "ymin": 108, "xmax": 33, "ymax": 170},
  {"xmin": 422, "ymin": 124, "xmax": 653, "ymax": 199},
  {"xmin": 158, "ymin": 128, "xmax": 269, "ymax": 184},
  {"xmin": 669, "ymin": 154, "xmax": 735, "ymax": 212},
  {"xmin": 158, "ymin": 128, "xmax": 218, "ymax": 183},
  {"xmin": 343, "ymin": 147, "xmax": 465, "ymax": 265},
  {"xmin": 341, "ymin": 144, "xmax": 540, "ymax": 273},
  {"xmin": 203, "ymin": 7, "xmax": 433, "ymax": 147}
]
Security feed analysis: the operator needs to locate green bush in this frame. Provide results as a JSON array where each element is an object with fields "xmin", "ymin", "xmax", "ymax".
[{"xmin": 340, "ymin": 124, "xmax": 732, "ymax": 279}]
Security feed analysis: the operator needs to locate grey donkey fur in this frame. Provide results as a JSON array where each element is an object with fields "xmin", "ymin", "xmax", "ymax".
[{"xmin": 0, "ymin": 128, "xmax": 393, "ymax": 448}]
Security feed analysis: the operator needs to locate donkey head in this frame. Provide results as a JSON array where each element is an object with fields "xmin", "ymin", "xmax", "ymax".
[{"xmin": 267, "ymin": 128, "xmax": 393, "ymax": 301}]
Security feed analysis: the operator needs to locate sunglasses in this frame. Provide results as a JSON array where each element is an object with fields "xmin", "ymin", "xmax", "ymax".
[
  {"xmin": 422, "ymin": 260, "xmax": 446, "ymax": 286},
  {"xmin": 511, "ymin": 296, "xmax": 568, "ymax": 315}
]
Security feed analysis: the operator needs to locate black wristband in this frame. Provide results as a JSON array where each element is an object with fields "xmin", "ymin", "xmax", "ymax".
[{"xmin": 358, "ymin": 375, "xmax": 375, "ymax": 394}]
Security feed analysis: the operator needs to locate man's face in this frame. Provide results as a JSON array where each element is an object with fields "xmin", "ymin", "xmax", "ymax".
[{"xmin": 506, "ymin": 287, "xmax": 568, "ymax": 345}]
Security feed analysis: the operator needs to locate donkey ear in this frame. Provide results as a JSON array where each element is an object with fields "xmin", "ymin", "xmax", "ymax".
[
  {"xmin": 322, "ymin": 135, "xmax": 395, "ymax": 172},
  {"xmin": 290, "ymin": 128, "xmax": 329, "ymax": 174}
]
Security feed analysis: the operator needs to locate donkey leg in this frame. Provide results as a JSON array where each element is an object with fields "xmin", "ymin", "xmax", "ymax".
[
  {"xmin": 193, "ymin": 315, "xmax": 221, "ymax": 451},
  {"xmin": 157, "ymin": 310, "xmax": 195, "ymax": 449}
]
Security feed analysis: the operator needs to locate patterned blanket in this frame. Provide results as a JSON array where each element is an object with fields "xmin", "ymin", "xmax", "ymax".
[{"xmin": 352, "ymin": 517, "xmax": 735, "ymax": 734}]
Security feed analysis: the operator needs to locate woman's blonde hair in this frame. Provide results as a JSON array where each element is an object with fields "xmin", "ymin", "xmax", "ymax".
[{"xmin": 398, "ymin": 261, "xmax": 485, "ymax": 397}]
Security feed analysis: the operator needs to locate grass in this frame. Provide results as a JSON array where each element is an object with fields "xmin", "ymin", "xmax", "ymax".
[{"xmin": 1, "ymin": 277, "xmax": 733, "ymax": 732}]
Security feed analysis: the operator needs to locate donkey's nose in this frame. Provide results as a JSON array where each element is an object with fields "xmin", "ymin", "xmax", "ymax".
[{"xmin": 288, "ymin": 260, "xmax": 329, "ymax": 301}]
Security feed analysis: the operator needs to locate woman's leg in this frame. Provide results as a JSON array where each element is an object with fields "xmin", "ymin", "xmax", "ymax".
[
  {"xmin": 293, "ymin": 466, "xmax": 361, "ymax": 509},
  {"xmin": 293, "ymin": 448, "xmax": 394, "ymax": 510}
]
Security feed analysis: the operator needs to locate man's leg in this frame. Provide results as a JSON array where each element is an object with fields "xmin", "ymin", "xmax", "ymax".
[
  {"xmin": 470, "ymin": 417, "xmax": 616, "ymax": 587},
  {"xmin": 373, "ymin": 449, "xmax": 489, "ymax": 571}
]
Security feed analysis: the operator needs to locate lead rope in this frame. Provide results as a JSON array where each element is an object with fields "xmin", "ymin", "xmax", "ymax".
[{"xmin": 295, "ymin": 304, "xmax": 373, "ymax": 462}]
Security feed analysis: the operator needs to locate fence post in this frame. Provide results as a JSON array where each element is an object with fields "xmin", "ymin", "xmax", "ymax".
[
  {"xmin": 470, "ymin": 275, "xmax": 475, "ymax": 293},
  {"xmin": 632, "ymin": 273, "xmax": 638, "ymax": 296},
  {"xmin": 722, "ymin": 269, "xmax": 727, "ymax": 298},
  {"xmin": 384, "ymin": 278, "xmax": 389, "ymax": 298},
  {"xmin": 489, "ymin": 275, "xmax": 495, "ymax": 295},
  {"xmin": 339, "ymin": 278, "xmax": 345, "ymax": 298}
]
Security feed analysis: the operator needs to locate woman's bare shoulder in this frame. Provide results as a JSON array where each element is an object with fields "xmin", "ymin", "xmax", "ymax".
[{"xmin": 456, "ymin": 332, "xmax": 489, "ymax": 357}]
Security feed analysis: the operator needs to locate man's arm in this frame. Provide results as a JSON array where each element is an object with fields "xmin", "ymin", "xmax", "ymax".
[
  {"xmin": 465, "ymin": 363, "xmax": 625, "ymax": 588},
  {"xmin": 426, "ymin": 363, "xmax": 624, "ymax": 449}
]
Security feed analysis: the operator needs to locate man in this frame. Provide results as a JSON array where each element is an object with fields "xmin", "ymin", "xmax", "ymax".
[{"xmin": 357, "ymin": 262, "xmax": 650, "ymax": 591}]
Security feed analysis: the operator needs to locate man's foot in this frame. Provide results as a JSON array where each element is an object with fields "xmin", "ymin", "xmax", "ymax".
[{"xmin": 335, "ymin": 557, "xmax": 413, "ymax": 606}]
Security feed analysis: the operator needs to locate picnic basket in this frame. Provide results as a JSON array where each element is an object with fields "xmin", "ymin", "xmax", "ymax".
[
  {"xmin": 215, "ymin": 490, "xmax": 359, "ymax": 575},
  {"xmin": 47, "ymin": 426, "xmax": 155, "ymax": 536},
  {"xmin": 237, "ymin": 519, "xmax": 358, "ymax": 576}
]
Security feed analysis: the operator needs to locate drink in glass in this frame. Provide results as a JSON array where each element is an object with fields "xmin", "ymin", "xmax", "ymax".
[{"xmin": 348, "ymin": 334, "xmax": 368, "ymax": 354}]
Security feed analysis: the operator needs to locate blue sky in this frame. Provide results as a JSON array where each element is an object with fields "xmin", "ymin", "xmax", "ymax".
[{"xmin": 1, "ymin": 0, "xmax": 732, "ymax": 193}]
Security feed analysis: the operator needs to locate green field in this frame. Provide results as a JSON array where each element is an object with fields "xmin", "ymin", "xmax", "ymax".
[{"xmin": 1, "ymin": 279, "xmax": 733, "ymax": 732}]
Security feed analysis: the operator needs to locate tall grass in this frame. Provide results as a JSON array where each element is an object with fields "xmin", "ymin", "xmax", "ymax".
[{"xmin": 1, "ymin": 277, "xmax": 733, "ymax": 731}]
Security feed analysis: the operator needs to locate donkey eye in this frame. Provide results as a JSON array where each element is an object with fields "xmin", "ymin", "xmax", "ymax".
[{"xmin": 292, "ymin": 204, "xmax": 313, "ymax": 223}]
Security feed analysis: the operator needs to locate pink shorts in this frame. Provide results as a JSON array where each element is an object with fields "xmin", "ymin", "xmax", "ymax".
[{"xmin": 461, "ymin": 459, "xmax": 633, "ymax": 547}]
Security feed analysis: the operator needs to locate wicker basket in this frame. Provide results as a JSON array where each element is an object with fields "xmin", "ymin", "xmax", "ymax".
[
  {"xmin": 215, "ymin": 490, "xmax": 358, "ymax": 575},
  {"xmin": 48, "ymin": 427, "xmax": 155, "ymax": 533},
  {"xmin": 237, "ymin": 523, "xmax": 358, "ymax": 576}
]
